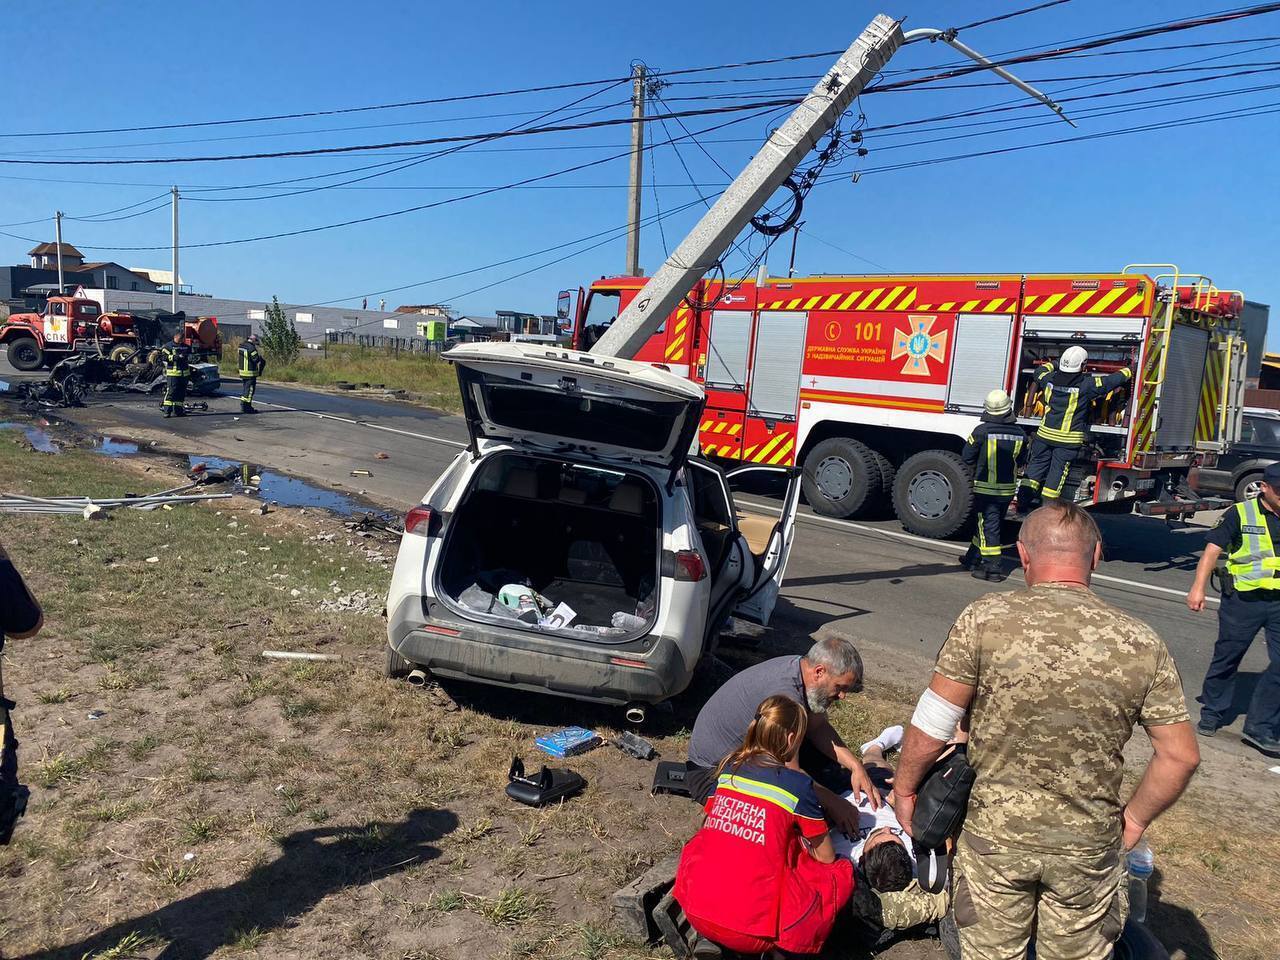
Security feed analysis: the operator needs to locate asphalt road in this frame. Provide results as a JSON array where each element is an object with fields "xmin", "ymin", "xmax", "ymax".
[{"xmin": 1, "ymin": 352, "xmax": 1273, "ymax": 762}]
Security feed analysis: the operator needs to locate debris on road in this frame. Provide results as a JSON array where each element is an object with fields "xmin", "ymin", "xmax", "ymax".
[
  {"xmin": 350, "ymin": 469, "xmax": 372, "ymax": 478},
  {"xmin": 613, "ymin": 731, "xmax": 658, "ymax": 761},
  {"xmin": 318, "ymin": 588, "xmax": 378, "ymax": 614},
  {"xmin": 535, "ymin": 726, "xmax": 601, "ymax": 758},
  {"xmin": 261, "ymin": 650, "xmax": 344, "ymax": 662},
  {"xmin": 0, "ymin": 490, "xmax": 232, "ymax": 516},
  {"xmin": 375, "ymin": 452, "xmax": 390, "ymax": 460}
]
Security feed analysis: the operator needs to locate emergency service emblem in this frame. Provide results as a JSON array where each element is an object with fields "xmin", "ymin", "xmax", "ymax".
[{"xmin": 891, "ymin": 315, "xmax": 948, "ymax": 376}]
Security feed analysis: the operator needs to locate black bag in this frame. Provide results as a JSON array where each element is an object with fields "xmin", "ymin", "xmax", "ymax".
[
  {"xmin": 505, "ymin": 757, "xmax": 586, "ymax": 807},
  {"xmin": 911, "ymin": 744, "xmax": 976, "ymax": 893}
]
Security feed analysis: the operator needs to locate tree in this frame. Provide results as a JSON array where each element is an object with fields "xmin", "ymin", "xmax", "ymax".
[{"xmin": 261, "ymin": 296, "xmax": 301, "ymax": 366}]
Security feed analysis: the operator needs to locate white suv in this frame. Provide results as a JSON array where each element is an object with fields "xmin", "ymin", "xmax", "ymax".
[{"xmin": 385, "ymin": 342, "xmax": 801, "ymax": 713}]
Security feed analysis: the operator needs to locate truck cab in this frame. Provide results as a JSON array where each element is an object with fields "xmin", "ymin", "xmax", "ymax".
[{"xmin": 2, "ymin": 296, "xmax": 111, "ymax": 369}]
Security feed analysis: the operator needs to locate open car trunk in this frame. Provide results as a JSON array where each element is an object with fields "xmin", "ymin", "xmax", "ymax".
[{"xmin": 437, "ymin": 453, "xmax": 659, "ymax": 641}]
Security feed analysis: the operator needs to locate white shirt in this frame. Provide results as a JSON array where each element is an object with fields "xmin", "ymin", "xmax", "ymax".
[{"xmin": 831, "ymin": 791, "xmax": 917, "ymax": 873}]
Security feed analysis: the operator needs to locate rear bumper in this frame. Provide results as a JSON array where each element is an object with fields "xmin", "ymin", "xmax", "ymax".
[{"xmin": 388, "ymin": 599, "xmax": 695, "ymax": 706}]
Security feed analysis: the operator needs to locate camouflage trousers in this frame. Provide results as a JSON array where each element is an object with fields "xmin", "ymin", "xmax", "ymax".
[{"xmin": 952, "ymin": 831, "xmax": 1126, "ymax": 960}]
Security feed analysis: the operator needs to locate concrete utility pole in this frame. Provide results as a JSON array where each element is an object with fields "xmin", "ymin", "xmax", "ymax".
[
  {"xmin": 170, "ymin": 186, "xmax": 179, "ymax": 313},
  {"xmin": 624, "ymin": 63, "xmax": 646, "ymax": 277},
  {"xmin": 592, "ymin": 13, "xmax": 1068, "ymax": 359},
  {"xmin": 53, "ymin": 211, "xmax": 64, "ymax": 293}
]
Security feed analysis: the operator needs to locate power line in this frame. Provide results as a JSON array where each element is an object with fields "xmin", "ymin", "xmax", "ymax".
[
  {"xmin": 7, "ymin": 105, "xmax": 782, "ymax": 252},
  {"xmin": 954, "ymin": 0, "xmax": 1076, "ymax": 33},
  {"xmin": 0, "ymin": 98, "xmax": 804, "ymax": 167}
]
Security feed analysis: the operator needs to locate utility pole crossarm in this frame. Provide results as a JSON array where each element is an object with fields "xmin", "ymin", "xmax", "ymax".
[{"xmin": 592, "ymin": 13, "xmax": 903, "ymax": 359}]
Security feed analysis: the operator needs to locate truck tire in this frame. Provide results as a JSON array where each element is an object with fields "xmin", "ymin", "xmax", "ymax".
[
  {"xmin": 893, "ymin": 449, "xmax": 973, "ymax": 539},
  {"xmin": 108, "ymin": 343, "xmax": 136, "ymax": 362},
  {"xmin": 868, "ymin": 448, "xmax": 896, "ymax": 509},
  {"xmin": 802, "ymin": 437, "xmax": 881, "ymax": 518},
  {"xmin": 384, "ymin": 644, "xmax": 412, "ymax": 680},
  {"xmin": 6, "ymin": 336, "xmax": 43, "ymax": 371}
]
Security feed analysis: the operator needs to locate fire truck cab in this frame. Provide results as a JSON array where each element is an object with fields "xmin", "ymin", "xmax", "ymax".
[{"xmin": 572, "ymin": 266, "xmax": 1247, "ymax": 539}]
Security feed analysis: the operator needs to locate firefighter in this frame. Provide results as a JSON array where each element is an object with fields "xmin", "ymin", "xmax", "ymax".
[
  {"xmin": 1015, "ymin": 346, "xmax": 1131, "ymax": 512},
  {"xmin": 160, "ymin": 332, "xmax": 191, "ymax": 418},
  {"xmin": 238, "ymin": 334, "xmax": 267, "ymax": 413},
  {"xmin": 961, "ymin": 389, "xmax": 1025, "ymax": 581}
]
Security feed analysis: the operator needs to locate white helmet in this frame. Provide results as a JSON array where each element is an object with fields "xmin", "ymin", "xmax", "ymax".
[
  {"xmin": 983, "ymin": 389, "xmax": 1013, "ymax": 417},
  {"xmin": 1060, "ymin": 345, "xmax": 1088, "ymax": 373}
]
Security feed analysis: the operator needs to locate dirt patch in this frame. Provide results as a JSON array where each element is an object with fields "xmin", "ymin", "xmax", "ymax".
[{"xmin": 0, "ymin": 428, "xmax": 1274, "ymax": 959}]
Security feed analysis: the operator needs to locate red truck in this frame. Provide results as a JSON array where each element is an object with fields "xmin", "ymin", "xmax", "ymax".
[{"xmin": 1, "ymin": 295, "xmax": 220, "ymax": 370}]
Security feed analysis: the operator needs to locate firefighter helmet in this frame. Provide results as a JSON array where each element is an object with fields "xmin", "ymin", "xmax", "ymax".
[
  {"xmin": 983, "ymin": 389, "xmax": 1013, "ymax": 417},
  {"xmin": 1060, "ymin": 345, "xmax": 1088, "ymax": 373},
  {"xmin": 247, "ymin": 334, "xmax": 260, "ymax": 344}
]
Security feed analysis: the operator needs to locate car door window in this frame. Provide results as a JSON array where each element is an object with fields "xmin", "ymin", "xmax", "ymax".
[
  {"xmin": 1241, "ymin": 418, "xmax": 1258, "ymax": 444},
  {"xmin": 686, "ymin": 460, "xmax": 737, "ymax": 577}
]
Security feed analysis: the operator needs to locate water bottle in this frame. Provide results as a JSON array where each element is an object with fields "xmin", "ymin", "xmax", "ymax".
[{"xmin": 1127, "ymin": 840, "xmax": 1154, "ymax": 924}]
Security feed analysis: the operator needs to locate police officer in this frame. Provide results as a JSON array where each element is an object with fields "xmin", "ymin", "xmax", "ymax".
[
  {"xmin": 961, "ymin": 389, "xmax": 1025, "ymax": 582},
  {"xmin": 160, "ymin": 332, "xmax": 191, "ymax": 418},
  {"xmin": 1015, "ymin": 345, "xmax": 1132, "ymax": 511},
  {"xmin": 238, "ymin": 334, "xmax": 267, "ymax": 414},
  {"xmin": 1187, "ymin": 461, "xmax": 1280, "ymax": 757}
]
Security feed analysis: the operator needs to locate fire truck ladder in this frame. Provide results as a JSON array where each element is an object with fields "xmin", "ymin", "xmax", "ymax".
[{"xmin": 592, "ymin": 14, "xmax": 1071, "ymax": 360}]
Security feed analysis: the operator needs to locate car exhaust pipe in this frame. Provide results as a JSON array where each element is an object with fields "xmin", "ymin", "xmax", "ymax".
[
  {"xmin": 406, "ymin": 668, "xmax": 428, "ymax": 687},
  {"xmin": 624, "ymin": 702, "xmax": 647, "ymax": 725}
]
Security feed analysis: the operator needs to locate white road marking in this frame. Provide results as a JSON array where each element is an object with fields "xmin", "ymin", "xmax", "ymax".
[
  {"xmin": 254, "ymin": 398, "xmax": 467, "ymax": 448},
  {"xmin": 735, "ymin": 495, "xmax": 1217, "ymax": 606}
]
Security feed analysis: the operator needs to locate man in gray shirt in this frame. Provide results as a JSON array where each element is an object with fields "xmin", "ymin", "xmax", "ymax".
[{"xmin": 686, "ymin": 636, "xmax": 876, "ymax": 834}]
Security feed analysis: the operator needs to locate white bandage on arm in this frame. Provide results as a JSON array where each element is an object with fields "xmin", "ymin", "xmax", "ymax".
[{"xmin": 911, "ymin": 687, "xmax": 966, "ymax": 742}]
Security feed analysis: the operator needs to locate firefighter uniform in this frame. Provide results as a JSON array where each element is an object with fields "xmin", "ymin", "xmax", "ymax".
[
  {"xmin": 962, "ymin": 391, "xmax": 1026, "ymax": 580},
  {"xmin": 160, "ymin": 341, "xmax": 191, "ymax": 417},
  {"xmin": 238, "ymin": 340, "xmax": 266, "ymax": 413},
  {"xmin": 1017, "ymin": 356, "xmax": 1132, "ymax": 509},
  {"xmin": 1197, "ymin": 491, "xmax": 1280, "ymax": 753}
]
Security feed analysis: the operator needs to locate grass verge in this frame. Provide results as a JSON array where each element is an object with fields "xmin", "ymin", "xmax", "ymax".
[
  {"xmin": 220, "ymin": 340, "xmax": 461, "ymax": 413},
  {"xmin": 0, "ymin": 427, "xmax": 1274, "ymax": 959}
]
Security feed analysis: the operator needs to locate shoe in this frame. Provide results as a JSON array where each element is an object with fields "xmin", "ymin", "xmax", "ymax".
[
  {"xmin": 972, "ymin": 559, "xmax": 1004, "ymax": 582},
  {"xmin": 1196, "ymin": 720, "xmax": 1219, "ymax": 738},
  {"xmin": 959, "ymin": 547, "xmax": 977, "ymax": 570},
  {"xmin": 163, "ymin": 411, "xmax": 172, "ymax": 419},
  {"xmin": 690, "ymin": 936, "xmax": 722, "ymax": 960},
  {"xmin": 175, "ymin": 410, "xmax": 187, "ymax": 417},
  {"xmin": 1241, "ymin": 732, "xmax": 1280, "ymax": 757}
]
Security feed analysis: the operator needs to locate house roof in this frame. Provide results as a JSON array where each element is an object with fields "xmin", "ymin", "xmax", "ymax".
[
  {"xmin": 79, "ymin": 261, "xmax": 152, "ymax": 280},
  {"xmin": 453, "ymin": 315, "xmax": 498, "ymax": 329},
  {"xmin": 28, "ymin": 241, "xmax": 84, "ymax": 258}
]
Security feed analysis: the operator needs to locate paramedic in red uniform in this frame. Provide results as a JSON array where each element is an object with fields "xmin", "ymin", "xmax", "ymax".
[{"xmin": 675, "ymin": 695, "xmax": 855, "ymax": 956}]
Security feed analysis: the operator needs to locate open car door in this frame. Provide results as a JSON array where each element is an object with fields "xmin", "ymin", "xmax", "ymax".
[{"xmin": 724, "ymin": 465, "xmax": 802, "ymax": 625}]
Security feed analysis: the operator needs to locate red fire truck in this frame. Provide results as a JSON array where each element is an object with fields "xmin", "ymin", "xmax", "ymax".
[
  {"xmin": 571, "ymin": 266, "xmax": 1247, "ymax": 538},
  {"xmin": 1, "ymin": 294, "xmax": 222, "ymax": 370}
]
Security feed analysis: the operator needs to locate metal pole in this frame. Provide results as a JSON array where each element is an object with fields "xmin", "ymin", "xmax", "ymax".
[
  {"xmin": 625, "ymin": 63, "xmax": 646, "ymax": 277},
  {"xmin": 54, "ymin": 211, "xmax": 64, "ymax": 293},
  {"xmin": 170, "ymin": 186, "xmax": 179, "ymax": 313}
]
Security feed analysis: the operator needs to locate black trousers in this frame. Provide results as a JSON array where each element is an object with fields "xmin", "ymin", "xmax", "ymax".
[
  {"xmin": 1019, "ymin": 437, "xmax": 1078, "ymax": 504},
  {"xmin": 1199, "ymin": 590, "xmax": 1280, "ymax": 739},
  {"xmin": 972, "ymin": 493, "xmax": 1012, "ymax": 558},
  {"xmin": 240, "ymin": 375, "xmax": 257, "ymax": 407},
  {"xmin": 162, "ymin": 374, "xmax": 188, "ymax": 413}
]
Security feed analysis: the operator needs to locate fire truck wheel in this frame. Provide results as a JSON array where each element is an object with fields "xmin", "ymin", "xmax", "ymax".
[
  {"xmin": 6, "ymin": 336, "xmax": 44, "ymax": 371},
  {"xmin": 893, "ymin": 450, "xmax": 973, "ymax": 539},
  {"xmin": 801, "ymin": 437, "xmax": 881, "ymax": 518},
  {"xmin": 108, "ymin": 343, "xmax": 136, "ymax": 362},
  {"xmin": 868, "ymin": 449, "xmax": 896, "ymax": 502}
]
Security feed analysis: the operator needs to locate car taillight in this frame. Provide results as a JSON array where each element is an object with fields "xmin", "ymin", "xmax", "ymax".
[
  {"xmin": 405, "ymin": 506, "xmax": 437, "ymax": 536},
  {"xmin": 674, "ymin": 549, "xmax": 706, "ymax": 582}
]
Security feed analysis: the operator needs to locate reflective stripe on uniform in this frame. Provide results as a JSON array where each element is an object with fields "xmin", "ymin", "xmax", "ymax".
[{"xmin": 1225, "ymin": 499, "xmax": 1280, "ymax": 590}]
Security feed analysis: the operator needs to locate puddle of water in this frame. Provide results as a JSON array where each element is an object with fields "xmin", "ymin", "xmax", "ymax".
[
  {"xmin": 187, "ymin": 454, "xmax": 376, "ymax": 516},
  {"xmin": 0, "ymin": 422, "xmax": 59, "ymax": 454},
  {"xmin": 98, "ymin": 436, "xmax": 140, "ymax": 457}
]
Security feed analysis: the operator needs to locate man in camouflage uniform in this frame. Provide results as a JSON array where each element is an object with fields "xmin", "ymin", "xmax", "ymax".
[{"xmin": 889, "ymin": 501, "xmax": 1200, "ymax": 960}]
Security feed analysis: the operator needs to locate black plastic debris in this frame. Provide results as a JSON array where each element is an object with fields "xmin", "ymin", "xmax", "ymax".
[
  {"xmin": 505, "ymin": 756, "xmax": 586, "ymax": 807},
  {"xmin": 614, "ymin": 731, "xmax": 657, "ymax": 761}
]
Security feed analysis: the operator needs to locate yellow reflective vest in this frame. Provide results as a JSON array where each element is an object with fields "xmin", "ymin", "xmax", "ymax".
[{"xmin": 1225, "ymin": 498, "xmax": 1280, "ymax": 592}]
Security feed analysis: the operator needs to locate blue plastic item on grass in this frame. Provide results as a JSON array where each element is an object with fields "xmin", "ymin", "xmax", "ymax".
[{"xmin": 535, "ymin": 726, "xmax": 601, "ymax": 758}]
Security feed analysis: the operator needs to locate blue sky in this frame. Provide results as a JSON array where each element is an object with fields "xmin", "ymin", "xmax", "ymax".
[{"xmin": 2, "ymin": 1, "xmax": 1278, "ymax": 340}]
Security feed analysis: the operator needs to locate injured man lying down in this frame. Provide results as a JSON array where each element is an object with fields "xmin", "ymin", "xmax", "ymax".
[{"xmin": 834, "ymin": 726, "xmax": 952, "ymax": 935}]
